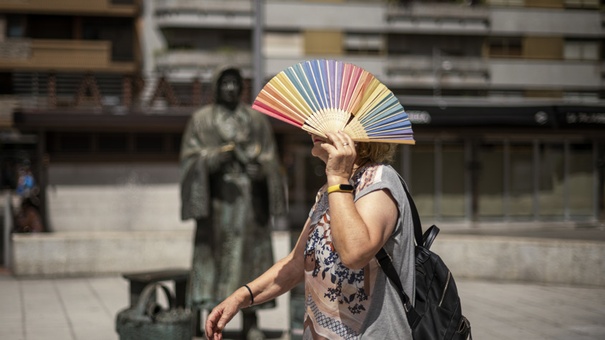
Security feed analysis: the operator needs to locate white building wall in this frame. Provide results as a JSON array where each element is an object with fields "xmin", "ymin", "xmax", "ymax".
[
  {"xmin": 265, "ymin": 1, "xmax": 385, "ymax": 30},
  {"xmin": 490, "ymin": 7, "xmax": 602, "ymax": 36},
  {"xmin": 489, "ymin": 60, "xmax": 601, "ymax": 88}
]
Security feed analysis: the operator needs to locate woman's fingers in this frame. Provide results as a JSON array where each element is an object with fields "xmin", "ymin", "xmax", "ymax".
[
  {"xmin": 206, "ymin": 302, "xmax": 243, "ymax": 340},
  {"xmin": 326, "ymin": 131, "xmax": 346, "ymax": 148},
  {"xmin": 205, "ymin": 310, "xmax": 218, "ymax": 338},
  {"xmin": 324, "ymin": 131, "xmax": 354, "ymax": 153},
  {"xmin": 322, "ymin": 131, "xmax": 356, "ymax": 181},
  {"xmin": 205, "ymin": 309, "xmax": 226, "ymax": 340}
]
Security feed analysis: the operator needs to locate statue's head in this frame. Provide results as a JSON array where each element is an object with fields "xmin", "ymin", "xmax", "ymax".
[{"xmin": 215, "ymin": 68, "xmax": 243, "ymax": 110}]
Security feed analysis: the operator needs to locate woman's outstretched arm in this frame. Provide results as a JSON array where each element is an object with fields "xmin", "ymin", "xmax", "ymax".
[{"xmin": 205, "ymin": 218, "xmax": 312, "ymax": 339}]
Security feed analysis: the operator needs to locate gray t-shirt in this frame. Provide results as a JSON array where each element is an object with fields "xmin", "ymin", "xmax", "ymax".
[
  {"xmin": 303, "ymin": 163, "xmax": 414, "ymax": 339},
  {"xmin": 357, "ymin": 164, "xmax": 414, "ymax": 339}
]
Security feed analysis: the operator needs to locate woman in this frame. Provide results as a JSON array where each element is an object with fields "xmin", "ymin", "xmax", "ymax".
[{"xmin": 205, "ymin": 131, "xmax": 415, "ymax": 339}]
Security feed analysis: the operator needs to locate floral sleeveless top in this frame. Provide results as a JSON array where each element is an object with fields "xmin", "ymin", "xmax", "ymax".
[{"xmin": 302, "ymin": 164, "xmax": 404, "ymax": 339}]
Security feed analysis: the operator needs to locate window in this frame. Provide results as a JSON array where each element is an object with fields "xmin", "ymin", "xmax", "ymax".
[
  {"xmin": 538, "ymin": 142, "xmax": 565, "ymax": 220},
  {"xmin": 29, "ymin": 15, "xmax": 72, "ymax": 39},
  {"xmin": 568, "ymin": 142, "xmax": 595, "ymax": 219},
  {"xmin": 489, "ymin": 91, "xmax": 524, "ymax": 99},
  {"xmin": 477, "ymin": 142, "xmax": 505, "ymax": 220},
  {"xmin": 344, "ymin": 33, "xmax": 384, "ymax": 55},
  {"xmin": 564, "ymin": 40, "xmax": 599, "ymax": 61},
  {"xmin": 82, "ymin": 17, "xmax": 134, "ymax": 61},
  {"xmin": 7, "ymin": 15, "xmax": 26, "ymax": 38},
  {"xmin": 264, "ymin": 32, "xmax": 303, "ymax": 57},
  {"xmin": 564, "ymin": 92, "xmax": 599, "ymax": 103},
  {"xmin": 508, "ymin": 142, "xmax": 534, "ymax": 219},
  {"xmin": 440, "ymin": 142, "xmax": 466, "ymax": 219},
  {"xmin": 57, "ymin": 133, "xmax": 92, "ymax": 153},
  {"xmin": 0, "ymin": 73, "xmax": 13, "ymax": 95},
  {"xmin": 564, "ymin": 0, "xmax": 599, "ymax": 8},
  {"xmin": 98, "ymin": 133, "xmax": 129, "ymax": 153},
  {"xmin": 136, "ymin": 134, "xmax": 165, "ymax": 153},
  {"xmin": 410, "ymin": 144, "xmax": 436, "ymax": 219},
  {"xmin": 488, "ymin": 37, "xmax": 522, "ymax": 58}
]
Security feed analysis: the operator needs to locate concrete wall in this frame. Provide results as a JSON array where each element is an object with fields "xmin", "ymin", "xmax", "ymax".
[
  {"xmin": 11, "ymin": 230, "xmax": 291, "ymax": 278},
  {"xmin": 47, "ymin": 163, "xmax": 193, "ymax": 232},
  {"xmin": 11, "ymin": 229, "xmax": 605, "ymax": 287},
  {"xmin": 433, "ymin": 235, "xmax": 605, "ymax": 287},
  {"xmin": 12, "ymin": 230, "xmax": 193, "ymax": 277}
]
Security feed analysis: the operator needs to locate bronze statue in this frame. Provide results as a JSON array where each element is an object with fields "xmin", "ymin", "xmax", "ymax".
[{"xmin": 180, "ymin": 66, "xmax": 286, "ymax": 339}]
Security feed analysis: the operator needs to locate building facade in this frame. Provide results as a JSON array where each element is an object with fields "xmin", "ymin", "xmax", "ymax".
[
  {"xmin": 0, "ymin": 0, "xmax": 603, "ymax": 233},
  {"xmin": 147, "ymin": 0, "xmax": 604, "ymax": 226}
]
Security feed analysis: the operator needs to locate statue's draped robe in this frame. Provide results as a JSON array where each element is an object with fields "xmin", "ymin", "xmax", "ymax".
[{"xmin": 180, "ymin": 103, "xmax": 286, "ymax": 309}]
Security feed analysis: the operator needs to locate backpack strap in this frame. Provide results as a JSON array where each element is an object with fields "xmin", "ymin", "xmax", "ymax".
[
  {"xmin": 396, "ymin": 173, "xmax": 423, "ymax": 247},
  {"xmin": 376, "ymin": 248, "xmax": 420, "ymax": 328},
  {"xmin": 375, "ymin": 173, "xmax": 423, "ymax": 328}
]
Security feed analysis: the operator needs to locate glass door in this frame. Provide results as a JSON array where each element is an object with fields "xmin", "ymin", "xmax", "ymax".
[
  {"xmin": 568, "ymin": 142, "xmax": 595, "ymax": 220},
  {"xmin": 440, "ymin": 142, "xmax": 466, "ymax": 220},
  {"xmin": 538, "ymin": 142, "xmax": 565, "ymax": 220},
  {"xmin": 409, "ymin": 143, "xmax": 436, "ymax": 219},
  {"xmin": 508, "ymin": 142, "xmax": 534, "ymax": 220},
  {"xmin": 477, "ymin": 142, "xmax": 505, "ymax": 220}
]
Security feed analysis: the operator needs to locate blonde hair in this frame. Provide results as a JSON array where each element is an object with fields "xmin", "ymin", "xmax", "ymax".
[{"xmin": 356, "ymin": 142, "xmax": 398, "ymax": 165}]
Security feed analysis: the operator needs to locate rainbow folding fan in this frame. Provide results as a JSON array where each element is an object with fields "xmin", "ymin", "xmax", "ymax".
[{"xmin": 252, "ymin": 59, "xmax": 415, "ymax": 144}]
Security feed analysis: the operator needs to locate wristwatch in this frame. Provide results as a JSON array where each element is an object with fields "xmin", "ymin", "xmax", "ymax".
[{"xmin": 327, "ymin": 184, "xmax": 354, "ymax": 194}]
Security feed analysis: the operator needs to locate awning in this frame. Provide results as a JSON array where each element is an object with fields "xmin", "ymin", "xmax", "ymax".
[{"xmin": 401, "ymin": 100, "xmax": 605, "ymax": 129}]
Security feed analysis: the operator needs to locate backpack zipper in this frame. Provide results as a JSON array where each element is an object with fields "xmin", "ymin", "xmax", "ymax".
[{"xmin": 439, "ymin": 271, "xmax": 451, "ymax": 307}]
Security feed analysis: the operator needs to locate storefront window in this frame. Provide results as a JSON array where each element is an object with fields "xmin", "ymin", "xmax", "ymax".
[
  {"xmin": 509, "ymin": 143, "xmax": 534, "ymax": 219},
  {"xmin": 324, "ymin": 136, "xmax": 598, "ymax": 224},
  {"xmin": 410, "ymin": 144, "xmax": 435, "ymax": 219},
  {"xmin": 539, "ymin": 143, "xmax": 565, "ymax": 220},
  {"xmin": 569, "ymin": 142, "xmax": 595, "ymax": 219},
  {"xmin": 441, "ymin": 142, "xmax": 466, "ymax": 220},
  {"xmin": 477, "ymin": 142, "xmax": 505, "ymax": 220}
]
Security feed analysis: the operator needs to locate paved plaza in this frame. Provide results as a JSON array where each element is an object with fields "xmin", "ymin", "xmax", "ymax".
[{"xmin": 0, "ymin": 271, "xmax": 604, "ymax": 340}]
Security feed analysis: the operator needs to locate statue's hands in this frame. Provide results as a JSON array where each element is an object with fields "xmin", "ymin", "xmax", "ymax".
[
  {"xmin": 212, "ymin": 142, "xmax": 262, "ymax": 178},
  {"xmin": 245, "ymin": 162, "xmax": 263, "ymax": 180},
  {"xmin": 233, "ymin": 143, "xmax": 261, "ymax": 163},
  {"xmin": 220, "ymin": 142, "xmax": 235, "ymax": 153},
  {"xmin": 217, "ymin": 143, "xmax": 235, "ymax": 163}
]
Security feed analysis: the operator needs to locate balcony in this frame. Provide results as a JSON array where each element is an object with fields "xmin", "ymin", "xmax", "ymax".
[
  {"xmin": 489, "ymin": 59, "xmax": 602, "ymax": 90},
  {"xmin": 264, "ymin": 54, "xmax": 490, "ymax": 91},
  {"xmin": 0, "ymin": 39, "xmax": 136, "ymax": 73},
  {"xmin": 154, "ymin": 0, "xmax": 253, "ymax": 29},
  {"xmin": 386, "ymin": 55, "xmax": 490, "ymax": 88},
  {"xmin": 155, "ymin": 50, "xmax": 252, "ymax": 79},
  {"xmin": 155, "ymin": 0, "xmax": 251, "ymax": 13},
  {"xmin": 0, "ymin": 0, "xmax": 138, "ymax": 16},
  {"xmin": 386, "ymin": 2, "xmax": 490, "ymax": 34}
]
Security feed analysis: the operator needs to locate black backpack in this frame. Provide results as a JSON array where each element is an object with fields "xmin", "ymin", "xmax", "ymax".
[{"xmin": 375, "ymin": 177, "xmax": 472, "ymax": 340}]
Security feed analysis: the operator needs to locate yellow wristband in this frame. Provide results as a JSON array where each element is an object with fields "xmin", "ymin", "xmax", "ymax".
[{"xmin": 327, "ymin": 184, "xmax": 354, "ymax": 194}]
